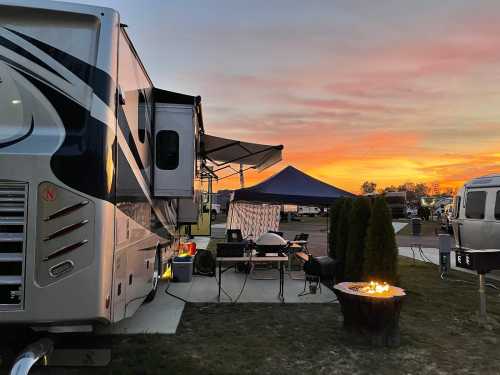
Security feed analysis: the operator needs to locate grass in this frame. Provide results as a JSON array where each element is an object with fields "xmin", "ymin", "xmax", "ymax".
[
  {"xmin": 2, "ymin": 258, "xmax": 500, "ymax": 374},
  {"xmin": 107, "ymin": 257, "xmax": 500, "ymax": 375}
]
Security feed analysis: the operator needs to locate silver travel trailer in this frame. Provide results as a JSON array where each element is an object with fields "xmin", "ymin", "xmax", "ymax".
[
  {"xmin": 452, "ymin": 174, "xmax": 500, "ymax": 250},
  {"xmin": 0, "ymin": 0, "xmax": 204, "ymax": 331}
]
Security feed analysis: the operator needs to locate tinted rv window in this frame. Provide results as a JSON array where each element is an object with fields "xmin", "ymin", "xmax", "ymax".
[
  {"xmin": 156, "ymin": 131, "xmax": 179, "ymax": 170},
  {"xmin": 495, "ymin": 191, "xmax": 500, "ymax": 220},
  {"xmin": 465, "ymin": 191, "xmax": 486, "ymax": 219},
  {"xmin": 118, "ymin": 30, "xmax": 152, "ymax": 167}
]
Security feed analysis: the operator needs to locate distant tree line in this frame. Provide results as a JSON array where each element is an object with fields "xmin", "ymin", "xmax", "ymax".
[{"xmin": 360, "ymin": 181, "xmax": 437, "ymax": 201}]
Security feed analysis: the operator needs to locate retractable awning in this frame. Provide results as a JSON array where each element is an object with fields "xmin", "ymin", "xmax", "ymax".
[{"xmin": 201, "ymin": 134, "xmax": 283, "ymax": 177}]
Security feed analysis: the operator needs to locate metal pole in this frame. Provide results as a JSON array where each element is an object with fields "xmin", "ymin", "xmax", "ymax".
[
  {"xmin": 479, "ymin": 273, "xmax": 487, "ymax": 319},
  {"xmin": 239, "ymin": 163, "xmax": 244, "ymax": 188}
]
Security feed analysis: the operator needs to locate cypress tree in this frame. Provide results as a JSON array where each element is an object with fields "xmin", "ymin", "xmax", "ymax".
[
  {"xmin": 335, "ymin": 198, "xmax": 352, "ymax": 282},
  {"xmin": 344, "ymin": 197, "xmax": 371, "ymax": 281},
  {"xmin": 328, "ymin": 198, "xmax": 344, "ymax": 258},
  {"xmin": 363, "ymin": 197, "xmax": 399, "ymax": 285}
]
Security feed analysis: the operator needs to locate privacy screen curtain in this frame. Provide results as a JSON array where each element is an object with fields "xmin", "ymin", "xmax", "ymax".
[{"xmin": 226, "ymin": 202, "xmax": 280, "ymax": 240}]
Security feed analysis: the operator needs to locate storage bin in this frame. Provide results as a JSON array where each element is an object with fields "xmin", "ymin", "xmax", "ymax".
[{"xmin": 172, "ymin": 256, "xmax": 193, "ymax": 282}]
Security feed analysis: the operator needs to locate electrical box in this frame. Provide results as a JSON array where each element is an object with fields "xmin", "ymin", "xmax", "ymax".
[
  {"xmin": 438, "ymin": 234, "xmax": 452, "ymax": 274},
  {"xmin": 153, "ymin": 103, "xmax": 199, "ymax": 197}
]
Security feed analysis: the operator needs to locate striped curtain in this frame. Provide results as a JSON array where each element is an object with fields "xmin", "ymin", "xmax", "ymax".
[{"xmin": 227, "ymin": 202, "xmax": 281, "ymax": 240}]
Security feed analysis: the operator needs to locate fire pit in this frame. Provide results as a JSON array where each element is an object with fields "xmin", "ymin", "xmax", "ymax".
[{"xmin": 334, "ymin": 281, "xmax": 406, "ymax": 347}]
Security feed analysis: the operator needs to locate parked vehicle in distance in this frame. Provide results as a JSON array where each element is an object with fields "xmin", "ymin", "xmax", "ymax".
[
  {"xmin": 211, "ymin": 203, "xmax": 221, "ymax": 219},
  {"xmin": 385, "ymin": 191, "xmax": 407, "ymax": 219},
  {"xmin": 440, "ymin": 203, "xmax": 454, "ymax": 233},
  {"xmin": 406, "ymin": 206, "xmax": 418, "ymax": 218},
  {"xmin": 420, "ymin": 196, "xmax": 436, "ymax": 207},
  {"xmin": 297, "ymin": 206, "xmax": 321, "ymax": 217},
  {"xmin": 452, "ymin": 174, "xmax": 500, "ymax": 250}
]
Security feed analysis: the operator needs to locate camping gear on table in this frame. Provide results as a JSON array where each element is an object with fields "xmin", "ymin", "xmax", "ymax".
[{"xmin": 255, "ymin": 232, "xmax": 288, "ymax": 256}]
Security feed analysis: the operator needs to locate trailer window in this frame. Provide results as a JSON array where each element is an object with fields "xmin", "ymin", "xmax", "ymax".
[
  {"xmin": 495, "ymin": 191, "xmax": 500, "ymax": 220},
  {"xmin": 156, "ymin": 130, "xmax": 179, "ymax": 170},
  {"xmin": 465, "ymin": 191, "xmax": 486, "ymax": 219}
]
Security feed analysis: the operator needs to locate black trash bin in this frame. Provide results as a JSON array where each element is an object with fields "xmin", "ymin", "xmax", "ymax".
[{"xmin": 411, "ymin": 218, "xmax": 422, "ymax": 236}]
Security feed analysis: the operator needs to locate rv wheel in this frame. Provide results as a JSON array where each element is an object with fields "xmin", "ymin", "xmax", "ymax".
[{"xmin": 144, "ymin": 247, "xmax": 162, "ymax": 303}]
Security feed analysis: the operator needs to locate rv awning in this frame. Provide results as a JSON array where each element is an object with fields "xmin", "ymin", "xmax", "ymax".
[{"xmin": 201, "ymin": 134, "xmax": 283, "ymax": 172}]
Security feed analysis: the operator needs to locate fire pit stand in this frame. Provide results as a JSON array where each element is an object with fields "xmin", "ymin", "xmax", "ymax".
[{"xmin": 334, "ymin": 282, "xmax": 406, "ymax": 347}]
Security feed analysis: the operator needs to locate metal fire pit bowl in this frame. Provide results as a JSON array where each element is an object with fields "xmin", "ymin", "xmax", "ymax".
[{"xmin": 334, "ymin": 282, "xmax": 406, "ymax": 347}]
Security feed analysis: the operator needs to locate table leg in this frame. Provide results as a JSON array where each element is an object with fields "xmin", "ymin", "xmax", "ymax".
[
  {"xmin": 218, "ymin": 261, "xmax": 222, "ymax": 303},
  {"xmin": 280, "ymin": 262, "xmax": 285, "ymax": 303}
]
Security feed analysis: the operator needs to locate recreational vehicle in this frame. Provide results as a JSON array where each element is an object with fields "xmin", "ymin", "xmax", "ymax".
[
  {"xmin": 0, "ymin": 0, "xmax": 204, "ymax": 332},
  {"xmin": 384, "ymin": 191, "xmax": 407, "ymax": 219},
  {"xmin": 452, "ymin": 174, "xmax": 500, "ymax": 250}
]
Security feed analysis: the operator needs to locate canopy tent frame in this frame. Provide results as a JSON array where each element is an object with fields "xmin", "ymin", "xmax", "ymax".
[
  {"xmin": 230, "ymin": 166, "xmax": 356, "ymax": 256},
  {"xmin": 200, "ymin": 134, "xmax": 283, "ymax": 183}
]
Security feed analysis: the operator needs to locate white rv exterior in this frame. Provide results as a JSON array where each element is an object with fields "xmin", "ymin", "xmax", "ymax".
[
  {"xmin": 0, "ymin": 0, "xmax": 203, "ymax": 330},
  {"xmin": 297, "ymin": 206, "xmax": 321, "ymax": 216},
  {"xmin": 452, "ymin": 174, "xmax": 500, "ymax": 250}
]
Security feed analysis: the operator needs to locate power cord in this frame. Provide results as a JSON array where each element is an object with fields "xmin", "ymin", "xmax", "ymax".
[
  {"xmin": 440, "ymin": 272, "xmax": 500, "ymax": 290},
  {"xmin": 232, "ymin": 248, "xmax": 253, "ymax": 304},
  {"xmin": 165, "ymin": 279, "xmax": 190, "ymax": 303}
]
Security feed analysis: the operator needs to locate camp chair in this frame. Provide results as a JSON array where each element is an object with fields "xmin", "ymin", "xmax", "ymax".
[{"xmin": 288, "ymin": 233, "xmax": 309, "ymax": 279}]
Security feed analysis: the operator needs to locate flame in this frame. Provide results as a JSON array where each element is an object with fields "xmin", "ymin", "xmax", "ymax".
[{"xmin": 360, "ymin": 281, "xmax": 390, "ymax": 294}]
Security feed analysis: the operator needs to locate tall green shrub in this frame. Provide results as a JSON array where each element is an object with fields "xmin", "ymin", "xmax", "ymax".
[
  {"xmin": 363, "ymin": 197, "xmax": 399, "ymax": 284},
  {"xmin": 328, "ymin": 199, "xmax": 344, "ymax": 258},
  {"xmin": 344, "ymin": 197, "xmax": 371, "ymax": 281},
  {"xmin": 335, "ymin": 198, "xmax": 352, "ymax": 282}
]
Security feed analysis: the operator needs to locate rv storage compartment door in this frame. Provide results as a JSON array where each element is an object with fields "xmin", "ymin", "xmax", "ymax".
[
  {"xmin": 177, "ymin": 195, "xmax": 200, "ymax": 224},
  {"xmin": 154, "ymin": 104, "xmax": 195, "ymax": 197}
]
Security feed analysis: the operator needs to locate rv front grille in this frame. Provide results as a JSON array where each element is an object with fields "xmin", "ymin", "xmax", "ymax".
[{"xmin": 0, "ymin": 182, "xmax": 27, "ymax": 310}]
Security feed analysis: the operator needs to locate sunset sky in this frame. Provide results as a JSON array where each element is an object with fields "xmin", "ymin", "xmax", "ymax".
[{"xmin": 77, "ymin": 0, "xmax": 500, "ymax": 193}]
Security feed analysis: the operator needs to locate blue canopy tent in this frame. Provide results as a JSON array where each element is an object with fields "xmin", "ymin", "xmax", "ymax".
[{"xmin": 232, "ymin": 165, "xmax": 355, "ymax": 206}]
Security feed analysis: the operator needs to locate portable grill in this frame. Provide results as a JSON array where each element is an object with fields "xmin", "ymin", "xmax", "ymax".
[{"xmin": 255, "ymin": 232, "xmax": 288, "ymax": 256}]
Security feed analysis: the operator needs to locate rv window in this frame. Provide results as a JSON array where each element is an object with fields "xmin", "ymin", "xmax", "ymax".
[
  {"xmin": 138, "ymin": 91, "xmax": 147, "ymax": 143},
  {"xmin": 156, "ymin": 130, "xmax": 179, "ymax": 170},
  {"xmin": 465, "ymin": 191, "xmax": 486, "ymax": 219},
  {"xmin": 495, "ymin": 191, "xmax": 500, "ymax": 220}
]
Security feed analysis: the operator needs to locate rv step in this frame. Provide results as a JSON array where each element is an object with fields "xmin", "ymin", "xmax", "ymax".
[
  {"xmin": 0, "ymin": 275, "xmax": 22, "ymax": 285},
  {"xmin": 0, "ymin": 218, "xmax": 24, "ymax": 225},
  {"xmin": 0, "ymin": 233, "xmax": 24, "ymax": 242},
  {"xmin": 0, "ymin": 253, "xmax": 23, "ymax": 262}
]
